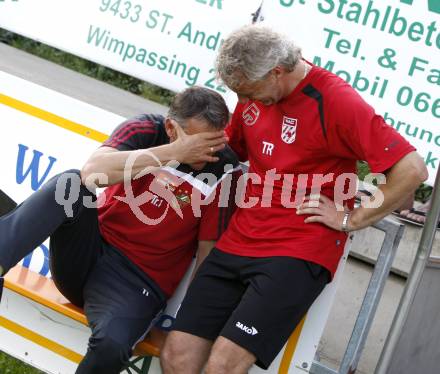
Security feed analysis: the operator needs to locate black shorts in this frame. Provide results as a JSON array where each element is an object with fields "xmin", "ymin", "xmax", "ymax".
[{"xmin": 173, "ymin": 248, "xmax": 330, "ymax": 369}]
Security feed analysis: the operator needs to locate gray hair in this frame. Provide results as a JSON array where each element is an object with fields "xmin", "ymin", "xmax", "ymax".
[
  {"xmin": 216, "ymin": 25, "xmax": 302, "ymax": 89},
  {"xmin": 168, "ymin": 86, "xmax": 229, "ymax": 130}
]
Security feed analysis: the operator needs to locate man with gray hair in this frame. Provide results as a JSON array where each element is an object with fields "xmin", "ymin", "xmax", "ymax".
[
  {"xmin": 0, "ymin": 86, "xmax": 240, "ymax": 373},
  {"xmin": 161, "ymin": 25, "xmax": 427, "ymax": 373}
]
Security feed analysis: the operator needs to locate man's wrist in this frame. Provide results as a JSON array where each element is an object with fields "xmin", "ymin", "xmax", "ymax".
[
  {"xmin": 168, "ymin": 143, "xmax": 179, "ymax": 162},
  {"xmin": 341, "ymin": 211, "xmax": 351, "ymax": 232},
  {"xmin": 343, "ymin": 208, "xmax": 362, "ymax": 232},
  {"xmin": 160, "ymin": 143, "xmax": 181, "ymax": 164}
]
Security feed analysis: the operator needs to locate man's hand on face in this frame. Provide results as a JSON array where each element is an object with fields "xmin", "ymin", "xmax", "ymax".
[{"xmin": 170, "ymin": 120, "xmax": 228, "ymax": 164}]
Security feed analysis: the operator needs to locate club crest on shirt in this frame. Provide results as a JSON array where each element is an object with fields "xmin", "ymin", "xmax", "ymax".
[
  {"xmin": 155, "ymin": 173, "xmax": 191, "ymax": 208},
  {"xmin": 174, "ymin": 189, "xmax": 191, "ymax": 208},
  {"xmin": 242, "ymin": 103, "xmax": 260, "ymax": 126},
  {"xmin": 281, "ymin": 116, "xmax": 297, "ymax": 144}
]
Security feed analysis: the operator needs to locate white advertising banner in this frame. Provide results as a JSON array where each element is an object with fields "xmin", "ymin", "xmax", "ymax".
[
  {"xmin": 0, "ymin": 71, "xmax": 122, "ymax": 277},
  {"xmin": 261, "ymin": 0, "xmax": 440, "ymax": 185},
  {"xmin": 2, "ymin": 0, "xmax": 436, "ymax": 182},
  {"xmin": 0, "ymin": 0, "xmax": 262, "ymax": 108}
]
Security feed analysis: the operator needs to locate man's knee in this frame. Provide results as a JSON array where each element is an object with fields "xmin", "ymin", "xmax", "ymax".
[
  {"xmin": 205, "ymin": 337, "xmax": 256, "ymax": 374},
  {"xmin": 77, "ymin": 335, "xmax": 130, "ymax": 374},
  {"xmin": 55, "ymin": 169, "xmax": 82, "ymax": 186},
  {"xmin": 161, "ymin": 331, "xmax": 213, "ymax": 374},
  {"xmin": 53, "ymin": 169, "xmax": 82, "ymax": 198},
  {"xmin": 61, "ymin": 169, "xmax": 81, "ymax": 178},
  {"xmin": 161, "ymin": 335, "xmax": 190, "ymax": 372},
  {"xmin": 54, "ymin": 169, "xmax": 95, "ymax": 217},
  {"xmin": 205, "ymin": 352, "xmax": 253, "ymax": 374},
  {"xmin": 42, "ymin": 169, "xmax": 80, "ymax": 193},
  {"xmin": 205, "ymin": 352, "xmax": 230, "ymax": 374}
]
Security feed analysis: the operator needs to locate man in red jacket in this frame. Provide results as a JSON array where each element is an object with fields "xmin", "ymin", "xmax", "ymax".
[
  {"xmin": 161, "ymin": 25, "xmax": 428, "ymax": 374},
  {"xmin": 0, "ymin": 86, "xmax": 240, "ymax": 373}
]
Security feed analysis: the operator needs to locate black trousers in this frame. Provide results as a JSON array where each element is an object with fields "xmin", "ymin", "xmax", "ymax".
[
  {"xmin": 0, "ymin": 170, "xmax": 166, "ymax": 373},
  {"xmin": 173, "ymin": 248, "xmax": 330, "ymax": 369}
]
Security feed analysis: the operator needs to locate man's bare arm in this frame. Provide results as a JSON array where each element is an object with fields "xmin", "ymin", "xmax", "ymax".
[
  {"xmin": 297, "ymin": 152, "xmax": 429, "ymax": 231},
  {"xmin": 80, "ymin": 122, "xmax": 227, "ymax": 188},
  {"xmin": 348, "ymin": 152, "xmax": 428, "ymax": 230},
  {"xmin": 81, "ymin": 145, "xmax": 176, "ymax": 188}
]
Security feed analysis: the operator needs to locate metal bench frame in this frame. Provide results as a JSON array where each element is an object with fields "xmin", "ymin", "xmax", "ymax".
[
  {"xmin": 311, "ymin": 218, "xmax": 404, "ymax": 374},
  {"xmin": 124, "ymin": 356, "xmax": 154, "ymax": 374}
]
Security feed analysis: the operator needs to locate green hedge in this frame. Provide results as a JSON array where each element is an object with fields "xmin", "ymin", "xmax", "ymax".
[{"xmin": 357, "ymin": 161, "xmax": 431, "ymax": 203}]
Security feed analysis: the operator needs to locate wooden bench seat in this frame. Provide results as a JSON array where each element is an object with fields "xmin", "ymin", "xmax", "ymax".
[{"xmin": 4, "ymin": 265, "xmax": 162, "ymax": 358}]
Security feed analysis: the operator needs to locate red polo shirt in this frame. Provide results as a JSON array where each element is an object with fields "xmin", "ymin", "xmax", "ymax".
[
  {"xmin": 98, "ymin": 114, "xmax": 240, "ymax": 296},
  {"xmin": 217, "ymin": 64, "xmax": 416, "ymax": 277}
]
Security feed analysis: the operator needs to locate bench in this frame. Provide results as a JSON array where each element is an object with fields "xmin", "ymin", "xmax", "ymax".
[
  {"xmin": 1, "ymin": 221, "xmax": 407, "ymax": 374},
  {"xmin": 2, "ymin": 265, "xmax": 162, "ymax": 373},
  {"xmin": 0, "ymin": 180, "xmax": 407, "ymax": 374}
]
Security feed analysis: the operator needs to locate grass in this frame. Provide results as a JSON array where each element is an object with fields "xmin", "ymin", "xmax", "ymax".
[{"xmin": 0, "ymin": 351, "xmax": 44, "ymax": 374}]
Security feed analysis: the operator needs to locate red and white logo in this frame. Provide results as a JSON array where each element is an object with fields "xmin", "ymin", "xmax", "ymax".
[
  {"xmin": 281, "ymin": 116, "xmax": 297, "ymax": 144},
  {"xmin": 242, "ymin": 103, "xmax": 260, "ymax": 126}
]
